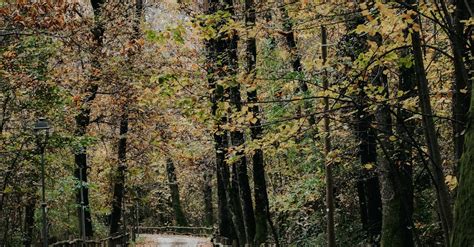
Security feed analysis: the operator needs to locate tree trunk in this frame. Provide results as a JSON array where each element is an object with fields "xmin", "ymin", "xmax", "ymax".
[
  {"xmin": 214, "ymin": 130, "xmax": 236, "ymax": 240},
  {"xmin": 109, "ymin": 112, "xmax": 128, "ymax": 235},
  {"xmin": 244, "ymin": 0, "xmax": 271, "ymax": 244},
  {"xmin": 109, "ymin": 0, "xmax": 142, "ymax": 235},
  {"xmin": 355, "ymin": 70, "xmax": 382, "ymax": 243},
  {"xmin": 203, "ymin": 171, "xmax": 213, "ymax": 227},
  {"xmin": 206, "ymin": 1, "xmax": 239, "ymax": 241},
  {"xmin": 354, "ymin": 45, "xmax": 382, "ymax": 246},
  {"xmin": 166, "ymin": 158, "xmax": 188, "ymax": 226},
  {"xmin": 449, "ymin": 0, "xmax": 473, "ymax": 172},
  {"xmin": 223, "ymin": 0, "xmax": 256, "ymax": 243},
  {"xmin": 23, "ymin": 190, "xmax": 36, "ymax": 247},
  {"xmin": 386, "ymin": 43, "xmax": 418, "ymax": 247},
  {"xmin": 375, "ymin": 68, "xmax": 414, "ymax": 247},
  {"xmin": 340, "ymin": 13, "xmax": 382, "ymax": 244},
  {"xmin": 74, "ymin": 114, "xmax": 94, "ymax": 237},
  {"xmin": 278, "ymin": 0, "xmax": 317, "ymax": 131},
  {"xmin": 409, "ymin": 10, "xmax": 453, "ymax": 244},
  {"xmin": 229, "ymin": 85, "xmax": 257, "ymax": 244},
  {"xmin": 451, "ymin": 74, "xmax": 474, "ymax": 247},
  {"xmin": 73, "ymin": 0, "xmax": 105, "ymax": 237},
  {"xmin": 450, "ymin": 1, "xmax": 474, "ymax": 245},
  {"xmin": 355, "ymin": 99, "xmax": 382, "ymax": 243},
  {"xmin": 230, "ymin": 163, "xmax": 247, "ymax": 245},
  {"xmin": 321, "ymin": 25, "xmax": 336, "ymax": 247}
]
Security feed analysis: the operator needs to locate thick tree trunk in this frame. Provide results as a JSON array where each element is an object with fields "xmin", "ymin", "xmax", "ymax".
[
  {"xmin": 355, "ymin": 101, "xmax": 382, "ymax": 243},
  {"xmin": 221, "ymin": 0, "xmax": 256, "ymax": 243},
  {"xmin": 449, "ymin": 0, "xmax": 473, "ymax": 171},
  {"xmin": 229, "ymin": 84, "xmax": 257, "ymax": 244},
  {"xmin": 376, "ymin": 69, "xmax": 414, "ymax": 247},
  {"xmin": 244, "ymin": 0, "xmax": 270, "ymax": 244},
  {"xmin": 214, "ymin": 130, "xmax": 236, "ymax": 240},
  {"xmin": 451, "ymin": 76, "xmax": 474, "ymax": 247},
  {"xmin": 355, "ymin": 73, "xmax": 382, "ymax": 243},
  {"xmin": 208, "ymin": 47, "xmax": 239, "ymax": 245},
  {"xmin": 166, "ymin": 159, "xmax": 188, "ymax": 226},
  {"xmin": 252, "ymin": 148, "xmax": 269, "ymax": 244},
  {"xmin": 109, "ymin": 0, "xmax": 142, "ymax": 235},
  {"xmin": 229, "ymin": 163, "xmax": 247, "ymax": 245},
  {"xmin": 385, "ymin": 44, "xmax": 417, "ymax": 247},
  {"xmin": 340, "ymin": 13, "xmax": 382, "ymax": 244},
  {"xmin": 75, "ymin": 111, "xmax": 95, "ymax": 237},
  {"xmin": 206, "ymin": 1, "xmax": 241, "ymax": 241},
  {"xmin": 410, "ymin": 12, "xmax": 453, "ymax": 244},
  {"xmin": 355, "ymin": 63, "xmax": 382, "ymax": 244},
  {"xmin": 450, "ymin": 2, "xmax": 474, "ymax": 246},
  {"xmin": 73, "ymin": 0, "xmax": 105, "ymax": 237},
  {"xmin": 109, "ymin": 112, "xmax": 128, "ymax": 235}
]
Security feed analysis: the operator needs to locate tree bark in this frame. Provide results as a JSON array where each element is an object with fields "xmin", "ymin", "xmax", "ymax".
[
  {"xmin": 385, "ymin": 43, "xmax": 417, "ymax": 247},
  {"xmin": 206, "ymin": 0, "xmax": 241, "ymax": 242},
  {"xmin": 355, "ymin": 57, "xmax": 382, "ymax": 244},
  {"xmin": 229, "ymin": 163, "xmax": 247, "ymax": 245},
  {"xmin": 244, "ymin": 0, "xmax": 271, "ymax": 245},
  {"xmin": 448, "ymin": 0, "xmax": 473, "ymax": 172},
  {"xmin": 214, "ymin": 129, "xmax": 236, "ymax": 240},
  {"xmin": 353, "ymin": 47, "xmax": 382, "ymax": 247},
  {"xmin": 355, "ymin": 96, "xmax": 382, "ymax": 243},
  {"xmin": 23, "ymin": 187, "xmax": 36, "ymax": 247},
  {"xmin": 340, "ymin": 13, "xmax": 382, "ymax": 244},
  {"xmin": 166, "ymin": 158, "xmax": 188, "ymax": 226},
  {"xmin": 109, "ymin": 112, "xmax": 128, "ymax": 235},
  {"xmin": 109, "ymin": 0, "xmax": 142, "ymax": 235},
  {"xmin": 451, "ymin": 70, "xmax": 474, "ymax": 247},
  {"xmin": 75, "ymin": 111, "xmax": 95, "ymax": 237},
  {"xmin": 229, "ymin": 86, "xmax": 257, "ymax": 244},
  {"xmin": 224, "ymin": 0, "xmax": 256, "ymax": 243},
  {"xmin": 450, "ymin": 2, "xmax": 474, "ymax": 246},
  {"xmin": 203, "ymin": 170, "xmax": 214, "ymax": 227},
  {"xmin": 376, "ymin": 68, "xmax": 414, "ymax": 247},
  {"xmin": 321, "ymin": 25, "xmax": 336, "ymax": 247},
  {"xmin": 73, "ymin": 0, "xmax": 105, "ymax": 237},
  {"xmin": 409, "ymin": 9, "xmax": 453, "ymax": 244}
]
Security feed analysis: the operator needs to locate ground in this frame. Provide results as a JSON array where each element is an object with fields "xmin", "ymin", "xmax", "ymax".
[{"xmin": 136, "ymin": 234, "xmax": 213, "ymax": 247}]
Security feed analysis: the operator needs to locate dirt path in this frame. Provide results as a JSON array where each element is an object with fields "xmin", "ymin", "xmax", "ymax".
[{"xmin": 136, "ymin": 234, "xmax": 213, "ymax": 247}]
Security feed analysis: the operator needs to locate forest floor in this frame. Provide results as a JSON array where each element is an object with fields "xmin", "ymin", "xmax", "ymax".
[{"xmin": 136, "ymin": 234, "xmax": 212, "ymax": 247}]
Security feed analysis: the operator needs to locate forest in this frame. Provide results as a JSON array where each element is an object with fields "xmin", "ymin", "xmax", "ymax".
[{"xmin": 0, "ymin": 0, "xmax": 473, "ymax": 246}]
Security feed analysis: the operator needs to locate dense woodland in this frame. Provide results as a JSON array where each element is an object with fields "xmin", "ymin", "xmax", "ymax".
[{"xmin": 0, "ymin": 0, "xmax": 473, "ymax": 246}]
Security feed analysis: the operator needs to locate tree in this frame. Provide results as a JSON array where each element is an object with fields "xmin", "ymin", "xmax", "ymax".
[
  {"xmin": 244, "ymin": 0, "xmax": 271, "ymax": 244},
  {"xmin": 339, "ymin": 13, "xmax": 383, "ymax": 243},
  {"xmin": 409, "ymin": 7, "xmax": 453, "ymax": 244},
  {"xmin": 109, "ymin": 0, "xmax": 144, "ymax": 235},
  {"xmin": 451, "ymin": 79, "xmax": 474, "ymax": 246},
  {"xmin": 166, "ymin": 158, "xmax": 188, "ymax": 226},
  {"xmin": 73, "ymin": 0, "xmax": 106, "ymax": 237},
  {"xmin": 205, "ymin": 0, "xmax": 240, "ymax": 242},
  {"xmin": 450, "ymin": 1, "xmax": 474, "ymax": 244},
  {"xmin": 321, "ymin": 25, "xmax": 336, "ymax": 247}
]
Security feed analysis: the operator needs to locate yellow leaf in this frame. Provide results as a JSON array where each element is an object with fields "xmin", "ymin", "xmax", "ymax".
[
  {"xmin": 364, "ymin": 163, "xmax": 374, "ymax": 170},
  {"xmin": 389, "ymin": 136, "xmax": 397, "ymax": 142},
  {"xmin": 445, "ymin": 175, "xmax": 458, "ymax": 190},
  {"xmin": 412, "ymin": 23, "xmax": 420, "ymax": 32}
]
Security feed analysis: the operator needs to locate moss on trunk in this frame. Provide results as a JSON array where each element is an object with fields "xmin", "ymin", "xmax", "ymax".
[{"xmin": 451, "ymin": 99, "xmax": 474, "ymax": 246}]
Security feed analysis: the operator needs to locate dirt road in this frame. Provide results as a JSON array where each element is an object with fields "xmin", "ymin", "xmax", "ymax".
[{"xmin": 136, "ymin": 234, "xmax": 213, "ymax": 247}]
